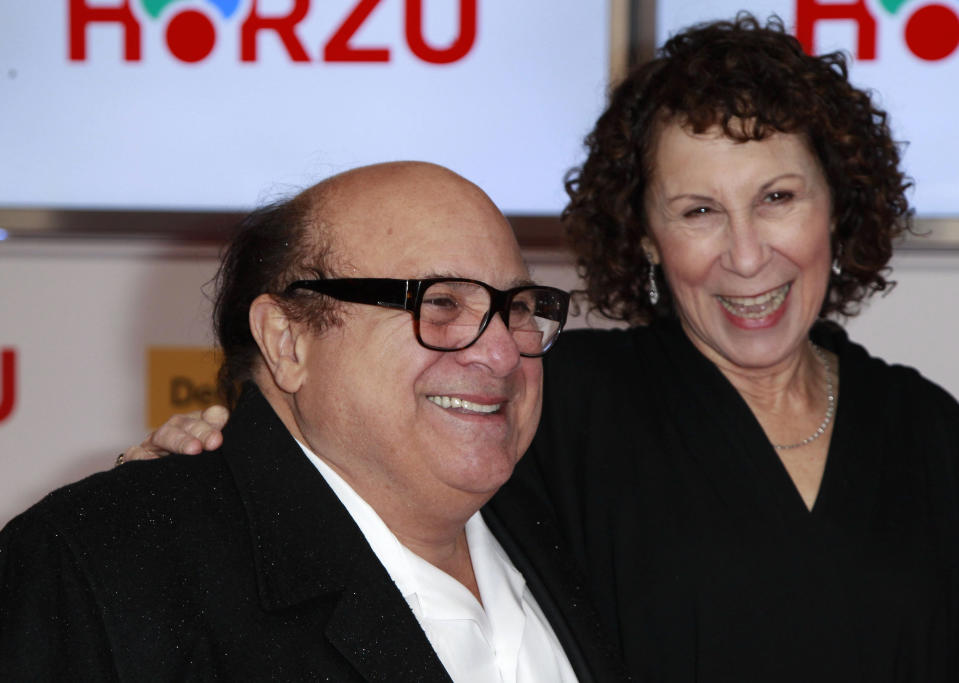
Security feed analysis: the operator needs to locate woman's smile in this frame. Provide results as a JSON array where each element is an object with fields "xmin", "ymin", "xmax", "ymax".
[{"xmin": 717, "ymin": 282, "xmax": 791, "ymax": 327}]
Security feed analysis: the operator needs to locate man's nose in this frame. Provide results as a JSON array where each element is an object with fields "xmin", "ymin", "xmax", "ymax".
[{"xmin": 457, "ymin": 313, "xmax": 522, "ymax": 376}]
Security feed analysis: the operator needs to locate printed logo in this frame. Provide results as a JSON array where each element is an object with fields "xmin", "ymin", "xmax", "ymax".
[
  {"xmin": 797, "ymin": 0, "xmax": 959, "ymax": 60},
  {"xmin": 148, "ymin": 347, "xmax": 222, "ymax": 429},
  {"xmin": 0, "ymin": 348, "xmax": 17, "ymax": 426},
  {"xmin": 68, "ymin": 0, "xmax": 477, "ymax": 64}
]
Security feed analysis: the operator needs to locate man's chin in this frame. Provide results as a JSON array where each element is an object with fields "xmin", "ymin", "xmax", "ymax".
[{"xmin": 442, "ymin": 453, "xmax": 518, "ymax": 499}]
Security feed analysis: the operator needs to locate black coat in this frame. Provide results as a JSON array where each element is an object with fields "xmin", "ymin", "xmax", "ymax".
[{"xmin": 0, "ymin": 385, "xmax": 627, "ymax": 682}]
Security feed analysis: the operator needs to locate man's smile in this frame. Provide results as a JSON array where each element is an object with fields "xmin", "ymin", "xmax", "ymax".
[{"xmin": 427, "ymin": 395, "xmax": 502, "ymax": 414}]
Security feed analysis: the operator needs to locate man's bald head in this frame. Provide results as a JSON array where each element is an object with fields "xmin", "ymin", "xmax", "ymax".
[
  {"xmin": 300, "ymin": 162, "xmax": 507, "ymax": 258},
  {"xmin": 308, "ymin": 162, "xmax": 521, "ymax": 279}
]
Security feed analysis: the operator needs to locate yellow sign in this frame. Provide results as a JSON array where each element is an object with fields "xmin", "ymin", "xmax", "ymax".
[{"xmin": 147, "ymin": 347, "xmax": 222, "ymax": 429}]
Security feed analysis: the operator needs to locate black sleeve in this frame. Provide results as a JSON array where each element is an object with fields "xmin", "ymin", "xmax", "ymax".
[{"xmin": 0, "ymin": 512, "xmax": 119, "ymax": 682}]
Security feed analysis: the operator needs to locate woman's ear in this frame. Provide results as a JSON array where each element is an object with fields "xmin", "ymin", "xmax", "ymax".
[
  {"xmin": 641, "ymin": 236, "xmax": 661, "ymax": 265},
  {"xmin": 249, "ymin": 294, "xmax": 308, "ymax": 394}
]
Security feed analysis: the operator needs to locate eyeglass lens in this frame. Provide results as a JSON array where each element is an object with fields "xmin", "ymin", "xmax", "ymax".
[{"xmin": 418, "ymin": 281, "xmax": 564, "ymax": 355}]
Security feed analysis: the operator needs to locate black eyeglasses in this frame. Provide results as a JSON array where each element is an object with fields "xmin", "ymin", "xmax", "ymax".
[{"xmin": 284, "ymin": 277, "xmax": 570, "ymax": 357}]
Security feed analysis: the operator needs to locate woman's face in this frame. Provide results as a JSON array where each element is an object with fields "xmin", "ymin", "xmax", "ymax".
[{"xmin": 643, "ymin": 122, "xmax": 833, "ymax": 373}]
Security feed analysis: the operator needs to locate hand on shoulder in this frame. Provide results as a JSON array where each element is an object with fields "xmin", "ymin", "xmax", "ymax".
[{"xmin": 119, "ymin": 405, "xmax": 229, "ymax": 465}]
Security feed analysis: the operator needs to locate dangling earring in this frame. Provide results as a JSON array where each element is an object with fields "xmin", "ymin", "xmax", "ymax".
[
  {"xmin": 647, "ymin": 262, "xmax": 660, "ymax": 305},
  {"xmin": 832, "ymin": 244, "xmax": 842, "ymax": 276}
]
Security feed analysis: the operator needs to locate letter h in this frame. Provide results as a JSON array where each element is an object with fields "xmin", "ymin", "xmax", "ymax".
[
  {"xmin": 795, "ymin": 0, "xmax": 877, "ymax": 59},
  {"xmin": 69, "ymin": 0, "xmax": 141, "ymax": 61}
]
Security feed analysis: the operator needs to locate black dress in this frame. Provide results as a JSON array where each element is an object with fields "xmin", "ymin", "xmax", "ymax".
[{"xmin": 516, "ymin": 319, "xmax": 959, "ymax": 682}]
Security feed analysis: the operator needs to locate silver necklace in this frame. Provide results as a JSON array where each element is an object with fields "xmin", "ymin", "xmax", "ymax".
[{"xmin": 772, "ymin": 343, "xmax": 835, "ymax": 450}]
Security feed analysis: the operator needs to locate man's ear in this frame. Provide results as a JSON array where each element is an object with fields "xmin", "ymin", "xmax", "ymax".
[{"xmin": 249, "ymin": 294, "xmax": 308, "ymax": 394}]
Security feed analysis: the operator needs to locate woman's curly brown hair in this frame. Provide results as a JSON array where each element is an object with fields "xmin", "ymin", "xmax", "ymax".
[{"xmin": 563, "ymin": 13, "xmax": 913, "ymax": 324}]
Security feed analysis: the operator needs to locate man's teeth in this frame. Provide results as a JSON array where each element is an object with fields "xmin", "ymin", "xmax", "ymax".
[
  {"xmin": 718, "ymin": 283, "xmax": 790, "ymax": 319},
  {"xmin": 427, "ymin": 396, "xmax": 501, "ymax": 413}
]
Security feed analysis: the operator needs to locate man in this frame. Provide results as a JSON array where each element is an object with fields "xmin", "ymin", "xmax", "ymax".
[{"xmin": 0, "ymin": 162, "xmax": 625, "ymax": 681}]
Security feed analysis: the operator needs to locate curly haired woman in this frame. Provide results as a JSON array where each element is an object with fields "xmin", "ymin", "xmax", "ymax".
[{"xmin": 532, "ymin": 14, "xmax": 959, "ymax": 681}]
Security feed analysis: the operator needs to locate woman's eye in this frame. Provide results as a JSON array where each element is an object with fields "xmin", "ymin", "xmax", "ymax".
[
  {"xmin": 684, "ymin": 206, "xmax": 711, "ymax": 218},
  {"xmin": 765, "ymin": 190, "xmax": 794, "ymax": 203}
]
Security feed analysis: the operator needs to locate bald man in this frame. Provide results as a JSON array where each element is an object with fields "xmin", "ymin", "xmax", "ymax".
[{"xmin": 0, "ymin": 163, "xmax": 626, "ymax": 682}]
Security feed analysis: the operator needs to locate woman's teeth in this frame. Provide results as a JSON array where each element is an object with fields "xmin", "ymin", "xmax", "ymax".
[
  {"xmin": 718, "ymin": 283, "xmax": 790, "ymax": 319},
  {"xmin": 427, "ymin": 396, "xmax": 501, "ymax": 413}
]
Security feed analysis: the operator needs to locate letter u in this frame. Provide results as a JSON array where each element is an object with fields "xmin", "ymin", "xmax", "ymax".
[{"xmin": 0, "ymin": 348, "xmax": 16, "ymax": 424}]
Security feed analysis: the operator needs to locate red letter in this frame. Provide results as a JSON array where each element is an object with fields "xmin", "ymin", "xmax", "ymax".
[
  {"xmin": 324, "ymin": 0, "xmax": 390, "ymax": 63},
  {"xmin": 69, "ymin": 0, "xmax": 141, "ymax": 61},
  {"xmin": 241, "ymin": 0, "xmax": 310, "ymax": 62},
  {"xmin": 0, "ymin": 349, "xmax": 16, "ymax": 425},
  {"xmin": 405, "ymin": 0, "xmax": 476, "ymax": 64},
  {"xmin": 795, "ymin": 0, "xmax": 877, "ymax": 60}
]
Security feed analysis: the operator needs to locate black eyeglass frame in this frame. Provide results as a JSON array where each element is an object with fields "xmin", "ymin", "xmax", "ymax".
[{"xmin": 284, "ymin": 277, "xmax": 570, "ymax": 357}]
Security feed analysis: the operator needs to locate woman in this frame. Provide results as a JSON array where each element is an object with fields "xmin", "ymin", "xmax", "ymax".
[{"xmin": 133, "ymin": 15, "xmax": 959, "ymax": 682}]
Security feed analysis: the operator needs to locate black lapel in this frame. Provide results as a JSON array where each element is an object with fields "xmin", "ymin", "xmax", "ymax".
[
  {"xmin": 324, "ymin": 568, "xmax": 452, "ymax": 682},
  {"xmin": 484, "ymin": 481, "xmax": 632, "ymax": 682},
  {"xmin": 221, "ymin": 384, "xmax": 452, "ymax": 682}
]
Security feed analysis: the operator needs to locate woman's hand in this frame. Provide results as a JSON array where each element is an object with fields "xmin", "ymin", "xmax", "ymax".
[{"xmin": 121, "ymin": 405, "xmax": 229, "ymax": 463}]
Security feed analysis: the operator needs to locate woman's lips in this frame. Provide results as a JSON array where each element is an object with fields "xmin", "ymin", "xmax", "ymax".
[{"xmin": 717, "ymin": 283, "xmax": 791, "ymax": 328}]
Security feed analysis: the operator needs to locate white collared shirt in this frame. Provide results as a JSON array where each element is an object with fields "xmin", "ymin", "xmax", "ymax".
[{"xmin": 298, "ymin": 442, "xmax": 578, "ymax": 683}]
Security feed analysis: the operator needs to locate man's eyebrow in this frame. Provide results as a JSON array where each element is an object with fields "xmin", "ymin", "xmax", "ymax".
[{"xmin": 420, "ymin": 272, "xmax": 539, "ymax": 288}]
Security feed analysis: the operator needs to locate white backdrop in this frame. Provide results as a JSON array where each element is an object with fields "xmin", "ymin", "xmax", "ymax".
[
  {"xmin": 1, "ymin": 240, "xmax": 957, "ymax": 528},
  {"xmin": 0, "ymin": 0, "xmax": 609, "ymax": 215}
]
